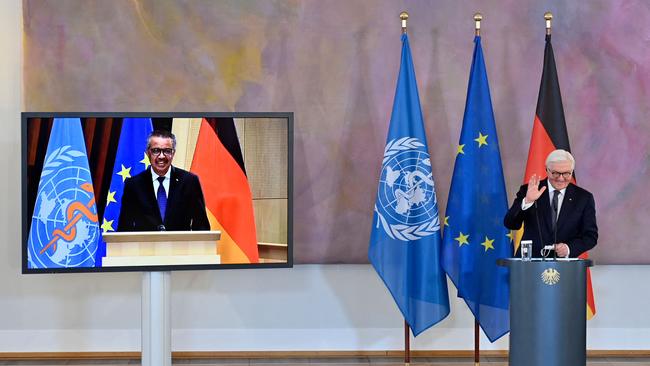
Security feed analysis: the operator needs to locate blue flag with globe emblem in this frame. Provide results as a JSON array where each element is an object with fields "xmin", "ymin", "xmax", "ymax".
[
  {"xmin": 368, "ymin": 33, "xmax": 450, "ymax": 337},
  {"xmin": 96, "ymin": 118, "xmax": 153, "ymax": 266},
  {"xmin": 441, "ymin": 36, "xmax": 512, "ymax": 342},
  {"xmin": 28, "ymin": 118, "xmax": 100, "ymax": 268}
]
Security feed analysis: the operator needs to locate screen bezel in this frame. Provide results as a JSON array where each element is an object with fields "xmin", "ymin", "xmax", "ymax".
[{"xmin": 21, "ymin": 112, "xmax": 294, "ymax": 274}]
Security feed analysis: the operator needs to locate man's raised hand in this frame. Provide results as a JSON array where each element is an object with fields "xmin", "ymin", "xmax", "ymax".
[{"xmin": 525, "ymin": 174, "xmax": 546, "ymax": 204}]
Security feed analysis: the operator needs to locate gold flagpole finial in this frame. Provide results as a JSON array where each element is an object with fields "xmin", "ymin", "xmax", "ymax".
[
  {"xmin": 544, "ymin": 12, "xmax": 553, "ymax": 35},
  {"xmin": 400, "ymin": 11, "xmax": 409, "ymax": 34},
  {"xmin": 474, "ymin": 13, "xmax": 483, "ymax": 36}
]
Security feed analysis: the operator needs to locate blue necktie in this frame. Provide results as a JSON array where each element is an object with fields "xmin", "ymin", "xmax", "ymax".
[{"xmin": 157, "ymin": 176, "xmax": 167, "ymax": 221}]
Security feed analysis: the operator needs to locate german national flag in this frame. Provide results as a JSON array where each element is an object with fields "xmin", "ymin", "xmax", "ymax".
[
  {"xmin": 516, "ymin": 34, "xmax": 596, "ymax": 319},
  {"xmin": 190, "ymin": 118, "xmax": 259, "ymax": 264}
]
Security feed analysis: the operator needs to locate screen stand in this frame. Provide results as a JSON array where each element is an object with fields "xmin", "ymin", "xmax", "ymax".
[{"xmin": 141, "ymin": 271, "xmax": 171, "ymax": 366}]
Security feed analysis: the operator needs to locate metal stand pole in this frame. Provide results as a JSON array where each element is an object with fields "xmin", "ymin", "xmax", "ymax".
[
  {"xmin": 404, "ymin": 320, "xmax": 410, "ymax": 366},
  {"xmin": 142, "ymin": 271, "xmax": 171, "ymax": 366},
  {"xmin": 474, "ymin": 320, "xmax": 480, "ymax": 366}
]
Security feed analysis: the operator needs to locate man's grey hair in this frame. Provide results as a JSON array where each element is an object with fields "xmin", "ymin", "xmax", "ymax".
[
  {"xmin": 545, "ymin": 149, "xmax": 575, "ymax": 170},
  {"xmin": 147, "ymin": 130, "xmax": 177, "ymax": 150}
]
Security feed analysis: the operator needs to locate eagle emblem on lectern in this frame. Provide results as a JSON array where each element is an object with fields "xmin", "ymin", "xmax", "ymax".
[{"xmin": 541, "ymin": 268, "xmax": 560, "ymax": 285}]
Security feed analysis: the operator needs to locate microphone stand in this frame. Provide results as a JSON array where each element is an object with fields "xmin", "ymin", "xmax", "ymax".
[
  {"xmin": 533, "ymin": 201, "xmax": 547, "ymax": 260},
  {"xmin": 553, "ymin": 211, "xmax": 558, "ymax": 261}
]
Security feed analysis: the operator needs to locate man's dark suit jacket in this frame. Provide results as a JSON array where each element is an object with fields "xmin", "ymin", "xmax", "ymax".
[
  {"xmin": 117, "ymin": 166, "xmax": 210, "ymax": 232},
  {"xmin": 504, "ymin": 179, "xmax": 598, "ymax": 258}
]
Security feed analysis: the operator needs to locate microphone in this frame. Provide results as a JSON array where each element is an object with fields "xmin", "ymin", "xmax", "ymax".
[
  {"xmin": 533, "ymin": 200, "xmax": 548, "ymax": 259},
  {"xmin": 157, "ymin": 224, "xmax": 166, "ymax": 231},
  {"xmin": 553, "ymin": 222, "xmax": 558, "ymax": 261},
  {"xmin": 552, "ymin": 191, "xmax": 558, "ymax": 260}
]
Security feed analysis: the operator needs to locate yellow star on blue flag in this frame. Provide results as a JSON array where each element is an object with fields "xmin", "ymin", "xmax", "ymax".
[
  {"xmin": 140, "ymin": 152, "xmax": 150, "ymax": 169},
  {"xmin": 116, "ymin": 164, "xmax": 131, "ymax": 182},
  {"xmin": 101, "ymin": 218, "xmax": 114, "ymax": 234},
  {"xmin": 106, "ymin": 191, "xmax": 117, "ymax": 207},
  {"xmin": 474, "ymin": 132, "xmax": 488, "ymax": 147}
]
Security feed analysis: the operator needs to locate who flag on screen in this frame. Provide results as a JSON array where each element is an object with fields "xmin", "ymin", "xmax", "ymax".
[
  {"xmin": 96, "ymin": 118, "xmax": 153, "ymax": 265},
  {"xmin": 441, "ymin": 35, "xmax": 511, "ymax": 342},
  {"xmin": 368, "ymin": 33, "xmax": 450, "ymax": 337},
  {"xmin": 28, "ymin": 118, "xmax": 100, "ymax": 269}
]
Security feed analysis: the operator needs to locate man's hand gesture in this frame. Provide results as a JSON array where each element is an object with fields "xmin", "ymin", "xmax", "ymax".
[{"xmin": 525, "ymin": 174, "xmax": 546, "ymax": 204}]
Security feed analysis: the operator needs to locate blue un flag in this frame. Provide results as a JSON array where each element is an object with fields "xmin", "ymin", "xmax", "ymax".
[
  {"xmin": 368, "ymin": 34, "xmax": 450, "ymax": 337},
  {"xmin": 96, "ymin": 118, "xmax": 153, "ymax": 265},
  {"xmin": 28, "ymin": 118, "xmax": 99, "ymax": 269},
  {"xmin": 441, "ymin": 36, "xmax": 512, "ymax": 342}
]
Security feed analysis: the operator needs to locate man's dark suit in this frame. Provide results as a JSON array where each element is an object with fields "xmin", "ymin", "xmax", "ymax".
[
  {"xmin": 117, "ymin": 166, "xmax": 210, "ymax": 232},
  {"xmin": 504, "ymin": 179, "xmax": 598, "ymax": 258}
]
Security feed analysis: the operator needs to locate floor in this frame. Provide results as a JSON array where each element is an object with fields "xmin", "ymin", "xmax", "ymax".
[{"xmin": 0, "ymin": 357, "xmax": 649, "ymax": 366}]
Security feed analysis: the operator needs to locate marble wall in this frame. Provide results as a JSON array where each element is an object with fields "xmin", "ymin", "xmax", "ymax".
[{"xmin": 23, "ymin": 0, "xmax": 650, "ymax": 264}]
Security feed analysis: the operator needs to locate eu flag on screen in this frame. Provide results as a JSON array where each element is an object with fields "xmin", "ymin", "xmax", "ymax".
[
  {"xmin": 28, "ymin": 118, "xmax": 99, "ymax": 268},
  {"xmin": 368, "ymin": 34, "xmax": 450, "ymax": 337},
  {"xmin": 441, "ymin": 36, "xmax": 511, "ymax": 342},
  {"xmin": 96, "ymin": 118, "xmax": 153, "ymax": 265}
]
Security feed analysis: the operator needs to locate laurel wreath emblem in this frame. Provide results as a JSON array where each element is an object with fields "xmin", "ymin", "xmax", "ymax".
[
  {"xmin": 375, "ymin": 137, "xmax": 440, "ymax": 241},
  {"xmin": 41, "ymin": 146, "xmax": 85, "ymax": 177},
  {"xmin": 382, "ymin": 137, "xmax": 424, "ymax": 165},
  {"xmin": 375, "ymin": 205, "xmax": 440, "ymax": 241}
]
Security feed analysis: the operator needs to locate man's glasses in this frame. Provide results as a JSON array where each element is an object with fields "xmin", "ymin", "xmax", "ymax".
[
  {"xmin": 547, "ymin": 169, "xmax": 572, "ymax": 179},
  {"xmin": 149, "ymin": 148, "xmax": 175, "ymax": 157}
]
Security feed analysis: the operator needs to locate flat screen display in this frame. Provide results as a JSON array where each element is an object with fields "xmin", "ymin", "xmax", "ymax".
[{"xmin": 22, "ymin": 112, "xmax": 293, "ymax": 273}]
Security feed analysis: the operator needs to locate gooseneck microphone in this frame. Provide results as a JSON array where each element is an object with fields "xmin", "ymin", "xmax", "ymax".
[
  {"xmin": 533, "ymin": 200, "xmax": 548, "ymax": 260},
  {"xmin": 552, "ymin": 212, "xmax": 558, "ymax": 261},
  {"xmin": 551, "ymin": 190, "xmax": 559, "ymax": 260}
]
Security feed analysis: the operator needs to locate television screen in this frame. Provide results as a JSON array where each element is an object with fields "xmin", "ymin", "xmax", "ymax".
[{"xmin": 22, "ymin": 113, "xmax": 293, "ymax": 273}]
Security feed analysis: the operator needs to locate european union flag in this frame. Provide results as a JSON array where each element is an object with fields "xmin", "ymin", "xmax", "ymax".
[
  {"xmin": 441, "ymin": 36, "xmax": 512, "ymax": 342},
  {"xmin": 28, "ymin": 118, "xmax": 99, "ymax": 268},
  {"xmin": 368, "ymin": 34, "xmax": 450, "ymax": 337},
  {"xmin": 96, "ymin": 118, "xmax": 153, "ymax": 265}
]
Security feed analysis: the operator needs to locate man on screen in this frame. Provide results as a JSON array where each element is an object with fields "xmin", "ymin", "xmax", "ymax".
[
  {"xmin": 504, "ymin": 149, "xmax": 598, "ymax": 258},
  {"xmin": 117, "ymin": 130, "xmax": 210, "ymax": 232}
]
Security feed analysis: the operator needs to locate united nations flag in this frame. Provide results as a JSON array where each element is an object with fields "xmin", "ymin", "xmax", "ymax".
[
  {"xmin": 28, "ymin": 118, "xmax": 99, "ymax": 269},
  {"xmin": 368, "ymin": 33, "xmax": 450, "ymax": 337}
]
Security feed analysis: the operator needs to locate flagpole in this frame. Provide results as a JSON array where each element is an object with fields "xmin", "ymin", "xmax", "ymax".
[
  {"xmin": 545, "ymin": 11, "xmax": 553, "ymax": 35},
  {"xmin": 399, "ymin": 13, "xmax": 411, "ymax": 365},
  {"xmin": 404, "ymin": 320, "xmax": 410, "ymax": 366},
  {"xmin": 474, "ymin": 320, "xmax": 480, "ymax": 366},
  {"xmin": 400, "ymin": 11, "xmax": 408, "ymax": 34},
  {"xmin": 473, "ymin": 14, "xmax": 482, "ymax": 366},
  {"xmin": 399, "ymin": 11, "xmax": 411, "ymax": 365}
]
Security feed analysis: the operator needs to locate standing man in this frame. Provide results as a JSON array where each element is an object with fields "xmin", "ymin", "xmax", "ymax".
[
  {"xmin": 117, "ymin": 130, "xmax": 210, "ymax": 232},
  {"xmin": 504, "ymin": 149, "xmax": 598, "ymax": 258}
]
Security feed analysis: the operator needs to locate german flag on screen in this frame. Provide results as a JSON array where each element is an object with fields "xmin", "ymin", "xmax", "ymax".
[{"xmin": 190, "ymin": 118, "xmax": 259, "ymax": 264}]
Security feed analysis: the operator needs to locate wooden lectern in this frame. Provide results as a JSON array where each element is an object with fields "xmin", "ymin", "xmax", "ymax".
[
  {"xmin": 102, "ymin": 231, "xmax": 221, "ymax": 267},
  {"xmin": 101, "ymin": 231, "xmax": 220, "ymax": 366}
]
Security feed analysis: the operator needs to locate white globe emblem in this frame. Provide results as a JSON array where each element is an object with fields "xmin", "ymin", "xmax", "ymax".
[{"xmin": 375, "ymin": 137, "xmax": 440, "ymax": 241}]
